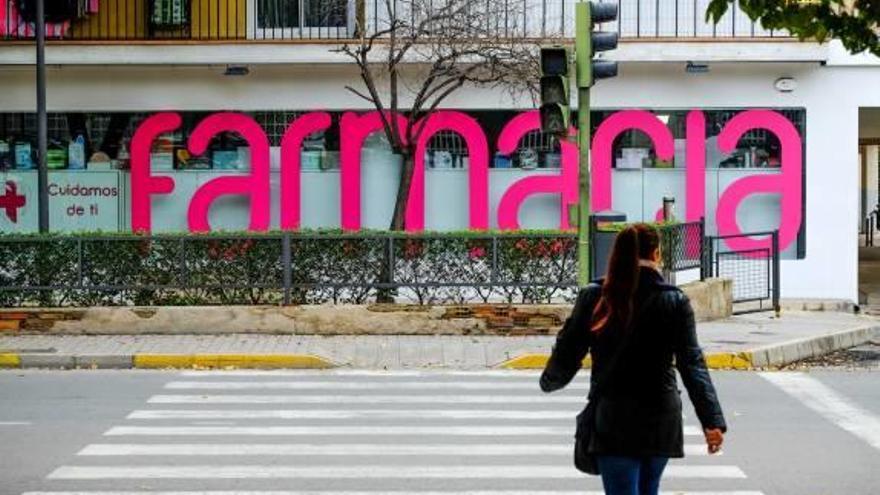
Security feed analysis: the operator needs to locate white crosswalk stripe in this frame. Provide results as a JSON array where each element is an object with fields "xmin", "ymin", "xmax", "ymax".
[
  {"xmin": 48, "ymin": 464, "xmax": 747, "ymax": 479},
  {"xmin": 126, "ymin": 409, "xmax": 575, "ymax": 420},
  {"xmin": 164, "ymin": 381, "xmax": 551, "ymax": 390},
  {"xmin": 25, "ymin": 492, "xmax": 767, "ymax": 495},
  {"xmin": 760, "ymin": 372, "xmax": 880, "ymax": 451},
  {"xmin": 147, "ymin": 394, "xmax": 588, "ymax": 404},
  {"xmin": 77, "ymin": 443, "xmax": 717, "ymax": 456},
  {"xmin": 34, "ymin": 371, "xmax": 759, "ymax": 495}
]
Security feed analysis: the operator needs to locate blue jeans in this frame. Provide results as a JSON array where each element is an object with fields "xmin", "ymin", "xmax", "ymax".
[{"xmin": 596, "ymin": 455, "xmax": 669, "ymax": 495}]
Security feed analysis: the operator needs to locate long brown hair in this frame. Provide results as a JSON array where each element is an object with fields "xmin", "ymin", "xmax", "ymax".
[{"xmin": 590, "ymin": 223, "xmax": 661, "ymax": 332}]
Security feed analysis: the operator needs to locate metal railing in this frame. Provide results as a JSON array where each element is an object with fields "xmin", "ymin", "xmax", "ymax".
[
  {"xmin": 1, "ymin": 0, "xmax": 352, "ymax": 41},
  {"xmin": 587, "ymin": 218, "xmax": 705, "ymax": 282},
  {"xmin": 702, "ymin": 230, "xmax": 780, "ymax": 315},
  {"xmin": 1, "ymin": 0, "xmax": 787, "ymax": 42},
  {"xmin": 0, "ymin": 232, "xmax": 581, "ymax": 306},
  {"xmin": 864, "ymin": 206, "xmax": 879, "ymax": 248},
  {"xmin": 0, "ymin": 223, "xmax": 711, "ymax": 307}
]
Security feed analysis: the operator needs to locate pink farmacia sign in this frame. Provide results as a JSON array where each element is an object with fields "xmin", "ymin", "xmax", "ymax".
[{"xmin": 130, "ymin": 109, "xmax": 803, "ymax": 253}]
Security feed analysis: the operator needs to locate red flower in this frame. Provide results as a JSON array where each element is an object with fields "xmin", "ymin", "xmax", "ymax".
[
  {"xmin": 533, "ymin": 240, "xmax": 550, "ymax": 258},
  {"xmin": 468, "ymin": 246, "xmax": 486, "ymax": 259},
  {"xmin": 402, "ymin": 239, "xmax": 425, "ymax": 260},
  {"xmin": 222, "ymin": 248, "xmax": 235, "ymax": 261}
]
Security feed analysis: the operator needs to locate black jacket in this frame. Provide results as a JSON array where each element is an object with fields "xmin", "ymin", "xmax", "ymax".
[{"xmin": 540, "ymin": 267, "xmax": 727, "ymax": 458}]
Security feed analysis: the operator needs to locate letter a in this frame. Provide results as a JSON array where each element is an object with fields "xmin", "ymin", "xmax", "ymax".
[
  {"xmin": 715, "ymin": 110, "xmax": 802, "ymax": 253},
  {"xmin": 187, "ymin": 113, "xmax": 271, "ymax": 233},
  {"xmin": 496, "ymin": 111, "xmax": 578, "ymax": 230}
]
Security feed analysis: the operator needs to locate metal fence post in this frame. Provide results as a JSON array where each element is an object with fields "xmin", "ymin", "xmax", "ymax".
[
  {"xmin": 491, "ymin": 236, "xmax": 499, "ymax": 284},
  {"xmin": 870, "ymin": 215, "xmax": 876, "ymax": 247},
  {"xmin": 282, "ymin": 232, "xmax": 292, "ymax": 306},
  {"xmin": 178, "ymin": 238, "xmax": 187, "ymax": 287},
  {"xmin": 698, "ymin": 217, "xmax": 706, "ymax": 281},
  {"xmin": 588, "ymin": 215, "xmax": 596, "ymax": 280},
  {"xmin": 772, "ymin": 230, "xmax": 781, "ymax": 317},
  {"xmin": 77, "ymin": 238, "xmax": 84, "ymax": 288},
  {"xmin": 386, "ymin": 236, "xmax": 395, "ymax": 287}
]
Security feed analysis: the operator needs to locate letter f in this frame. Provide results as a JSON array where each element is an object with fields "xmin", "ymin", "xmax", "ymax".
[{"xmin": 130, "ymin": 113, "xmax": 179, "ymax": 233}]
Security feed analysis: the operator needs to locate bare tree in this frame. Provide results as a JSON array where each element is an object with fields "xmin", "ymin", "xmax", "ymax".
[{"xmin": 336, "ymin": 0, "xmax": 540, "ymax": 230}]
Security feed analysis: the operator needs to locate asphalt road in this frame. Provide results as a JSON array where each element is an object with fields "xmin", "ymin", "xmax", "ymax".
[{"xmin": 0, "ymin": 367, "xmax": 878, "ymax": 495}]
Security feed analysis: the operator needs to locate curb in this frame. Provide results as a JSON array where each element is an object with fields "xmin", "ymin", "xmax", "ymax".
[
  {"xmin": 498, "ymin": 353, "xmax": 592, "ymax": 370},
  {"xmin": 0, "ymin": 353, "xmax": 336, "ymax": 370},
  {"xmin": 497, "ymin": 322, "xmax": 880, "ymax": 370}
]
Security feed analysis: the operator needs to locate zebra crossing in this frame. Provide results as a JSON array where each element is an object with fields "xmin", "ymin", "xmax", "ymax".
[{"xmin": 25, "ymin": 370, "xmax": 764, "ymax": 495}]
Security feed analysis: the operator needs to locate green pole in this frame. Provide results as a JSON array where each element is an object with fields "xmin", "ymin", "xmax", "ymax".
[
  {"xmin": 575, "ymin": 2, "xmax": 592, "ymax": 288},
  {"xmin": 576, "ymin": 86, "xmax": 591, "ymax": 288}
]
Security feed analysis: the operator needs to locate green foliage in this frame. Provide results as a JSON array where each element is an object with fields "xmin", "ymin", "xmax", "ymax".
[
  {"xmin": 0, "ymin": 231, "xmax": 581, "ymax": 307},
  {"xmin": 707, "ymin": 0, "xmax": 880, "ymax": 56}
]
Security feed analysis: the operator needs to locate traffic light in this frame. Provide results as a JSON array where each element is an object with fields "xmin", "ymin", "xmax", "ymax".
[
  {"xmin": 539, "ymin": 46, "xmax": 570, "ymax": 136},
  {"xmin": 576, "ymin": 2, "xmax": 619, "ymax": 89}
]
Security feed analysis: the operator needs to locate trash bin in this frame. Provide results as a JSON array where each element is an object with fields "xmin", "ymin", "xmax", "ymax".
[{"xmin": 590, "ymin": 210, "xmax": 627, "ymax": 280}]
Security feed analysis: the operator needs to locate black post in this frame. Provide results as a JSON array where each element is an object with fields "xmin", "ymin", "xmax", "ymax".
[
  {"xmin": 385, "ymin": 236, "xmax": 394, "ymax": 287},
  {"xmin": 870, "ymin": 215, "xmax": 876, "ymax": 247},
  {"xmin": 772, "ymin": 230, "xmax": 781, "ymax": 317},
  {"xmin": 588, "ymin": 215, "xmax": 596, "ymax": 280},
  {"xmin": 698, "ymin": 217, "xmax": 706, "ymax": 281},
  {"xmin": 36, "ymin": 0, "xmax": 49, "ymax": 233},
  {"xmin": 282, "ymin": 233, "xmax": 292, "ymax": 305}
]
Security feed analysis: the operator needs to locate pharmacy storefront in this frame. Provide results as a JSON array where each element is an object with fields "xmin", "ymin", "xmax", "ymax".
[{"xmin": 1, "ymin": 58, "xmax": 873, "ymax": 302}]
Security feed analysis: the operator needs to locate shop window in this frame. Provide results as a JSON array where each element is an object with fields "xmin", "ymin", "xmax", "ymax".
[
  {"xmin": 425, "ymin": 131, "xmax": 467, "ymax": 169},
  {"xmin": 248, "ymin": 0, "xmax": 350, "ymax": 38},
  {"xmin": 504, "ymin": 129, "xmax": 562, "ymax": 169}
]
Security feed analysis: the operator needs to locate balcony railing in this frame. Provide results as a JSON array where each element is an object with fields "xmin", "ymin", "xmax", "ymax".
[{"xmin": 0, "ymin": 0, "xmax": 786, "ymax": 42}]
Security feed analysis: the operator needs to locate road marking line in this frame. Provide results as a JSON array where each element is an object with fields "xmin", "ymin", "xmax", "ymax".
[
  {"xmin": 0, "ymin": 421, "xmax": 31, "ymax": 425},
  {"xmin": 78, "ymin": 442, "xmax": 714, "ymax": 457},
  {"xmin": 178, "ymin": 370, "xmax": 546, "ymax": 377},
  {"xmin": 147, "ymin": 394, "xmax": 587, "ymax": 405},
  {"xmin": 104, "ymin": 426, "xmax": 576, "ymax": 436},
  {"xmin": 106, "ymin": 425, "xmax": 702, "ymax": 436},
  {"xmin": 760, "ymin": 372, "xmax": 880, "ymax": 451},
  {"xmin": 127, "ymin": 409, "xmax": 576, "ymax": 420},
  {"xmin": 164, "ymin": 381, "xmax": 554, "ymax": 390},
  {"xmin": 24, "ymin": 491, "xmax": 765, "ymax": 495},
  {"xmin": 47, "ymin": 464, "xmax": 746, "ymax": 479},
  {"xmin": 78, "ymin": 443, "xmax": 572, "ymax": 456}
]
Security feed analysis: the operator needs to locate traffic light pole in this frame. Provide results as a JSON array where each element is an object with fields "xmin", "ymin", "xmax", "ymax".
[
  {"xmin": 542, "ymin": 1, "xmax": 616, "ymax": 288},
  {"xmin": 576, "ymin": 85, "xmax": 591, "ymax": 288},
  {"xmin": 575, "ymin": 1, "xmax": 592, "ymax": 288}
]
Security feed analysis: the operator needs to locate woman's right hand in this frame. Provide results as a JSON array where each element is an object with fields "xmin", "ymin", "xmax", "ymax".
[{"xmin": 704, "ymin": 428, "xmax": 724, "ymax": 454}]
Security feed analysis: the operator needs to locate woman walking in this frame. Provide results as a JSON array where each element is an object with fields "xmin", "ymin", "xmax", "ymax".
[{"xmin": 540, "ymin": 223, "xmax": 726, "ymax": 495}]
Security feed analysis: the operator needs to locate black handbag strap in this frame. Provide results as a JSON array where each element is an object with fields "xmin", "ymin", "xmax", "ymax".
[{"xmin": 587, "ymin": 290, "xmax": 661, "ymax": 401}]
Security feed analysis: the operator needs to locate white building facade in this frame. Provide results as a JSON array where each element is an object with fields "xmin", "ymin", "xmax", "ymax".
[{"xmin": 1, "ymin": 0, "xmax": 878, "ymax": 303}]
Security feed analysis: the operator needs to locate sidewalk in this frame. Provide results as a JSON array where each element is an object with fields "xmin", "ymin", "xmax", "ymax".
[{"xmin": 0, "ymin": 311, "xmax": 877, "ymax": 370}]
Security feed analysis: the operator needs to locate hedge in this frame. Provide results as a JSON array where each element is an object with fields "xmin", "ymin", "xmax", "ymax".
[{"xmin": 0, "ymin": 230, "xmax": 581, "ymax": 307}]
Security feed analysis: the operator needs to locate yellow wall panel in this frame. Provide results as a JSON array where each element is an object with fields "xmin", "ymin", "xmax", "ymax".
[{"xmin": 67, "ymin": 0, "xmax": 245, "ymax": 40}]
